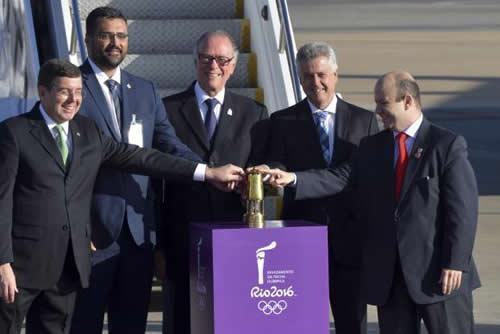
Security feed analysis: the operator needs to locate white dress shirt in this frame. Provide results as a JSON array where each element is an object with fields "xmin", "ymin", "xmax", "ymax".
[
  {"xmin": 88, "ymin": 58, "xmax": 122, "ymax": 135},
  {"xmin": 194, "ymin": 81, "xmax": 225, "ymax": 123},
  {"xmin": 307, "ymin": 95, "xmax": 337, "ymax": 161},
  {"xmin": 393, "ymin": 114, "xmax": 423, "ymax": 166},
  {"xmin": 39, "ymin": 105, "xmax": 72, "ymax": 161}
]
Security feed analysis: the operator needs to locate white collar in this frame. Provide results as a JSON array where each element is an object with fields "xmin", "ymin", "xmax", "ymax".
[
  {"xmin": 39, "ymin": 104, "xmax": 69, "ymax": 135},
  {"xmin": 88, "ymin": 58, "xmax": 121, "ymax": 85},
  {"xmin": 194, "ymin": 81, "xmax": 225, "ymax": 107},
  {"xmin": 393, "ymin": 113, "xmax": 423, "ymax": 139},
  {"xmin": 307, "ymin": 95, "xmax": 338, "ymax": 115}
]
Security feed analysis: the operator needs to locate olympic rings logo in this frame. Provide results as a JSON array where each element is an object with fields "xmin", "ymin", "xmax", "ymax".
[{"xmin": 257, "ymin": 300, "xmax": 288, "ymax": 315}]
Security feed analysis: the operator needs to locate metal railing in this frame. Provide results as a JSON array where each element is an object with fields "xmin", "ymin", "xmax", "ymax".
[
  {"xmin": 276, "ymin": 0, "xmax": 303, "ymax": 103},
  {"xmin": 70, "ymin": 0, "xmax": 86, "ymax": 61}
]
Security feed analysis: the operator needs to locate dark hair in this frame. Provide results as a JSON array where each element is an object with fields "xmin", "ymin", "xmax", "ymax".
[
  {"xmin": 396, "ymin": 79, "xmax": 421, "ymax": 107},
  {"xmin": 86, "ymin": 6, "xmax": 127, "ymax": 36},
  {"xmin": 38, "ymin": 59, "xmax": 81, "ymax": 88}
]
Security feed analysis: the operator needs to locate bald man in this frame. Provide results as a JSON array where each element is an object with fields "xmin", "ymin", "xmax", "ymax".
[{"xmin": 268, "ymin": 71, "xmax": 481, "ymax": 333}]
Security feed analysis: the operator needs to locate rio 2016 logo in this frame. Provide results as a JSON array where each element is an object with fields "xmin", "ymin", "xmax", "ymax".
[
  {"xmin": 257, "ymin": 300, "xmax": 288, "ymax": 315},
  {"xmin": 251, "ymin": 241, "xmax": 296, "ymax": 316},
  {"xmin": 250, "ymin": 285, "xmax": 295, "ymax": 298}
]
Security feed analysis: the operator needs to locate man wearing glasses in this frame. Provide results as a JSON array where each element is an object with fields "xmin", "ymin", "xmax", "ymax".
[
  {"xmin": 69, "ymin": 6, "xmax": 201, "ymax": 334},
  {"xmin": 160, "ymin": 30, "xmax": 269, "ymax": 334}
]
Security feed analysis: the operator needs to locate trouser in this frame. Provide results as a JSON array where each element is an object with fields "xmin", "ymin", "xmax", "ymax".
[
  {"xmin": 377, "ymin": 264, "xmax": 475, "ymax": 334},
  {"xmin": 330, "ymin": 261, "xmax": 367, "ymax": 334},
  {"xmin": 70, "ymin": 223, "xmax": 154, "ymax": 334}
]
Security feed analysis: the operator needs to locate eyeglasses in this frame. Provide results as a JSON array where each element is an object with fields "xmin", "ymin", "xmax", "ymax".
[
  {"xmin": 94, "ymin": 32, "xmax": 129, "ymax": 41},
  {"xmin": 198, "ymin": 54, "xmax": 234, "ymax": 67},
  {"xmin": 54, "ymin": 88, "xmax": 84, "ymax": 99}
]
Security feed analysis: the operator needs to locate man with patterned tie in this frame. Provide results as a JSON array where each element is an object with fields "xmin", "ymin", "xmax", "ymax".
[
  {"xmin": 160, "ymin": 30, "xmax": 269, "ymax": 334},
  {"xmin": 265, "ymin": 42, "xmax": 378, "ymax": 334},
  {"xmin": 70, "ymin": 6, "xmax": 202, "ymax": 334}
]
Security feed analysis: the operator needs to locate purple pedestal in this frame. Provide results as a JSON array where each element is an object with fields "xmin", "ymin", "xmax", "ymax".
[{"xmin": 190, "ymin": 220, "xmax": 329, "ymax": 334}]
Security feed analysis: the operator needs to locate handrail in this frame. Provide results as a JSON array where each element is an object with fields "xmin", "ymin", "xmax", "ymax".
[
  {"xmin": 71, "ymin": 0, "xmax": 87, "ymax": 61},
  {"xmin": 69, "ymin": 5, "xmax": 78, "ymax": 56},
  {"xmin": 275, "ymin": 0, "xmax": 303, "ymax": 103}
]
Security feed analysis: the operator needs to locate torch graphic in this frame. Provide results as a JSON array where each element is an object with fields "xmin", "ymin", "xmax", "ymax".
[{"xmin": 256, "ymin": 241, "xmax": 277, "ymax": 285}]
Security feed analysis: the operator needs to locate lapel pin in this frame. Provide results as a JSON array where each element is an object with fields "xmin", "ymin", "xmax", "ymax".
[
  {"xmin": 414, "ymin": 147, "xmax": 423, "ymax": 159},
  {"xmin": 76, "ymin": 132, "xmax": 81, "ymax": 137},
  {"xmin": 227, "ymin": 108, "xmax": 233, "ymax": 116},
  {"xmin": 127, "ymin": 83, "xmax": 132, "ymax": 89}
]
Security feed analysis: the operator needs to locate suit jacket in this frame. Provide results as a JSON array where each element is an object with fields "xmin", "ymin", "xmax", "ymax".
[
  {"xmin": 267, "ymin": 98, "xmax": 378, "ymax": 265},
  {"xmin": 0, "ymin": 105, "xmax": 197, "ymax": 289},
  {"xmin": 79, "ymin": 61, "xmax": 199, "ymax": 249},
  {"xmin": 161, "ymin": 84, "xmax": 268, "ymax": 267},
  {"xmin": 296, "ymin": 118, "xmax": 481, "ymax": 305}
]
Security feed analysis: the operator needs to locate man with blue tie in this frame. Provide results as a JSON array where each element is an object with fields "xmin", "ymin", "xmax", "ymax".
[
  {"xmin": 69, "ymin": 6, "xmax": 201, "ymax": 334},
  {"xmin": 265, "ymin": 42, "xmax": 378, "ymax": 334},
  {"xmin": 160, "ymin": 30, "xmax": 269, "ymax": 334}
]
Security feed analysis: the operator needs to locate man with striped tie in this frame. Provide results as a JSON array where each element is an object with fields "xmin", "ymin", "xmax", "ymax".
[{"xmin": 265, "ymin": 42, "xmax": 378, "ymax": 334}]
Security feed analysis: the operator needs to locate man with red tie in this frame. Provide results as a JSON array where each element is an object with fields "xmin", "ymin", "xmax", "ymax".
[
  {"xmin": 268, "ymin": 71, "xmax": 481, "ymax": 333},
  {"xmin": 356, "ymin": 70, "xmax": 481, "ymax": 333}
]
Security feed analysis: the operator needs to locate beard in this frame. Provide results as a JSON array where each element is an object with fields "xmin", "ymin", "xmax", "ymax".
[{"xmin": 92, "ymin": 46, "xmax": 126, "ymax": 70}]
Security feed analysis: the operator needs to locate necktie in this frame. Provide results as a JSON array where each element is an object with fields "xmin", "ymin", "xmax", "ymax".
[
  {"xmin": 395, "ymin": 132, "xmax": 409, "ymax": 201},
  {"xmin": 105, "ymin": 79, "xmax": 121, "ymax": 131},
  {"xmin": 314, "ymin": 111, "xmax": 330, "ymax": 163},
  {"xmin": 204, "ymin": 98, "xmax": 218, "ymax": 140},
  {"xmin": 54, "ymin": 124, "xmax": 69, "ymax": 166}
]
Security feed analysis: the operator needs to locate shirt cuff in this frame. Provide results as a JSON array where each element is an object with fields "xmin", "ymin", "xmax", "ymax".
[
  {"xmin": 194, "ymin": 163, "xmax": 207, "ymax": 182},
  {"xmin": 290, "ymin": 173, "xmax": 297, "ymax": 187}
]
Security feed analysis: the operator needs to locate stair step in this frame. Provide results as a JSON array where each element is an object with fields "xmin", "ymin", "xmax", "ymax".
[
  {"xmin": 121, "ymin": 53, "xmax": 257, "ymax": 88},
  {"xmin": 77, "ymin": 0, "xmax": 242, "ymax": 20},
  {"xmin": 81, "ymin": 19, "xmax": 250, "ymax": 54},
  {"xmin": 158, "ymin": 88, "xmax": 263, "ymax": 102}
]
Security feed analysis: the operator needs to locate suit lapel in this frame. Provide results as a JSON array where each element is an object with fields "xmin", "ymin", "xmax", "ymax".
[
  {"xmin": 29, "ymin": 107, "xmax": 66, "ymax": 172},
  {"xmin": 380, "ymin": 130, "xmax": 396, "ymax": 201},
  {"xmin": 398, "ymin": 118, "xmax": 431, "ymax": 203},
  {"xmin": 120, "ymin": 71, "xmax": 134, "ymax": 143},
  {"xmin": 211, "ymin": 91, "xmax": 234, "ymax": 151},
  {"xmin": 332, "ymin": 98, "xmax": 351, "ymax": 165},
  {"xmin": 81, "ymin": 61, "xmax": 121, "ymax": 141},
  {"xmin": 66, "ymin": 120, "xmax": 81, "ymax": 177},
  {"xmin": 180, "ymin": 86, "xmax": 210, "ymax": 151},
  {"xmin": 297, "ymin": 99, "xmax": 329, "ymax": 167},
  {"xmin": 334, "ymin": 98, "xmax": 350, "ymax": 142}
]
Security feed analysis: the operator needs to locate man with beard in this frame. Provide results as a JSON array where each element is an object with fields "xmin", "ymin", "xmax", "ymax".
[{"xmin": 69, "ymin": 7, "xmax": 201, "ymax": 334}]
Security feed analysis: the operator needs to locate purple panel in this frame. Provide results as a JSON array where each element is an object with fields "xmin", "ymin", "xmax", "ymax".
[
  {"xmin": 209, "ymin": 222, "xmax": 329, "ymax": 334},
  {"xmin": 190, "ymin": 224, "xmax": 214, "ymax": 334}
]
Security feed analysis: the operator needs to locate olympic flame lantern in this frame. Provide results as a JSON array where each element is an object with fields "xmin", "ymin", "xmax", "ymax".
[{"xmin": 244, "ymin": 170, "xmax": 264, "ymax": 228}]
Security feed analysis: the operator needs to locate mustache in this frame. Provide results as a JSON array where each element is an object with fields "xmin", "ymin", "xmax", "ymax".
[{"xmin": 104, "ymin": 46, "xmax": 122, "ymax": 53}]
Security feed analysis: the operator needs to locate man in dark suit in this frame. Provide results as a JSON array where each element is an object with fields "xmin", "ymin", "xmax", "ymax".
[
  {"xmin": 0, "ymin": 59, "xmax": 243, "ymax": 334},
  {"xmin": 69, "ymin": 7, "xmax": 201, "ymax": 334},
  {"xmin": 160, "ymin": 30, "xmax": 268, "ymax": 333},
  {"xmin": 271, "ymin": 71, "xmax": 480, "ymax": 333},
  {"xmin": 263, "ymin": 42, "xmax": 378, "ymax": 334}
]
